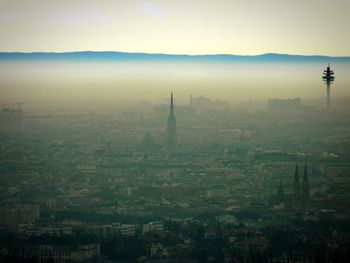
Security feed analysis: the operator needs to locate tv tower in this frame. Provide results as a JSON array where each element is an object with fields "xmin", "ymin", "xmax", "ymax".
[{"xmin": 322, "ymin": 64, "xmax": 335, "ymax": 111}]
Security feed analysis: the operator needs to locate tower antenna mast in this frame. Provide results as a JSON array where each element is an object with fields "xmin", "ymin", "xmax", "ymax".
[{"xmin": 322, "ymin": 64, "xmax": 335, "ymax": 111}]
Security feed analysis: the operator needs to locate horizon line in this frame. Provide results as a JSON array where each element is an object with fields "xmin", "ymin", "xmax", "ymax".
[{"xmin": 0, "ymin": 50, "xmax": 349, "ymax": 58}]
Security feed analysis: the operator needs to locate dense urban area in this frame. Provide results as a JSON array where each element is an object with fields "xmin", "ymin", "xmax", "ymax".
[{"xmin": 1, "ymin": 93, "xmax": 350, "ymax": 262}]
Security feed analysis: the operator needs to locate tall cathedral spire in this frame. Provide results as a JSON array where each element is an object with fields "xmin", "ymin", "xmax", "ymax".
[
  {"xmin": 302, "ymin": 162, "xmax": 310, "ymax": 204},
  {"xmin": 170, "ymin": 92, "xmax": 174, "ymax": 116},
  {"xmin": 167, "ymin": 92, "xmax": 177, "ymax": 149},
  {"xmin": 293, "ymin": 164, "xmax": 301, "ymax": 208}
]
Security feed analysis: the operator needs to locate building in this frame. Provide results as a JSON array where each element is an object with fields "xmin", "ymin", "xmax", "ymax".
[
  {"xmin": 293, "ymin": 164, "xmax": 310, "ymax": 208},
  {"xmin": 190, "ymin": 96, "xmax": 228, "ymax": 111},
  {"xmin": 301, "ymin": 164, "xmax": 310, "ymax": 205},
  {"xmin": 112, "ymin": 223, "xmax": 137, "ymax": 236},
  {"xmin": 293, "ymin": 165, "xmax": 301, "ymax": 208},
  {"xmin": 21, "ymin": 243, "xmax": 100, "ymax": 263},
  {"xmin": 0, "ymin": 204, "xmax": 40, "ymax": 233},
  {"xmin": 143, "ymin": 221, "xmax": 164, "ymax": 234},
  {"xmin": 277, "ymin": 182, "xmax": 284, "ymax": 204},
  {"xmin": 21, "ymin": 226, "xmax": 72, "ymax": 236},
  {"xmin": 0, "ymin": 104, "xmax": 24, "ymax": 133},
  {"xmin": 167, "ymin": 92, "xmax": 177, "ymax": 149},
  {"xmin": 268, "ymin": 98, "xmax": 301, "ymax": 113}
]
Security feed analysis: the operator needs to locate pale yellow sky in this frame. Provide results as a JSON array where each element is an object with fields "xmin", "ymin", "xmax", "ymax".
[{"xmin": 0, "ymin": 0, "xmax": 349, "ymax": 56}]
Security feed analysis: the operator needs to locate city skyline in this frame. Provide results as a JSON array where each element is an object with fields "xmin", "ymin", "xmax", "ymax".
[{"xmin": 1, "ymin": 1, "xmax": 350, "ymax": 262}]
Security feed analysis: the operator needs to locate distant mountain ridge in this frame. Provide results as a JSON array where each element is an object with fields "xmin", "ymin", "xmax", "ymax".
[{"xmin": 0, "ymin": 51, "xmax": 349, "ymax": 62}]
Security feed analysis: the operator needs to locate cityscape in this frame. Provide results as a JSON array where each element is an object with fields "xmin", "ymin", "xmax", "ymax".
[{"xmin": 1, "ymin": 1, "xmax": 350, "ymax": 262}]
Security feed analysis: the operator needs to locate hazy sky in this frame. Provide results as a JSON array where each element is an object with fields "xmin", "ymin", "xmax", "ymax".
[{"xmin": 0, "ymin": 0, "xmax": 349, "ymax": 55}]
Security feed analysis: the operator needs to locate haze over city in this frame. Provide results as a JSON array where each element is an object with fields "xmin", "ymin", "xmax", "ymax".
[{"xmin": 0, "ymin": 1, "xmax": 350, "ymax": 263}]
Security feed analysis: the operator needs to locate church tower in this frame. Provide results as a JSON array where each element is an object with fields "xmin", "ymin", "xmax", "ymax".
[
  {"xmin": 167, "ymin": 92, "xmax": 177, "ymax": 149},
  {"xmin": 302, "ymin": 163, "xmax": 310, "ymax": 204},
  {"xmin": 293, "ymin": 165, "xmax": 301, "ymax": 208},
  {"xmin": 277, "ymin": 182, "xmax": 284, "ymax": 204}
]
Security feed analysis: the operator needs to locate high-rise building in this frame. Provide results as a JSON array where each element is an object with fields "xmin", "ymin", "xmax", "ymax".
[
  {"xmin": 293, "ymin": 165, "xmax": 301, "ymax": 208},
  {"xmin": 167, "ymin": 92, "xmax": 177, "ymax": 149}
]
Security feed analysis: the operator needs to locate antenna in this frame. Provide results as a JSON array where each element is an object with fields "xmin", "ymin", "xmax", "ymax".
[{"xmin": 322, "ymin": 64, "xmax": 335, "ymax": 111}]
